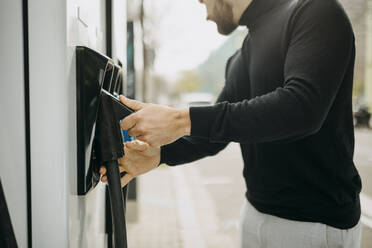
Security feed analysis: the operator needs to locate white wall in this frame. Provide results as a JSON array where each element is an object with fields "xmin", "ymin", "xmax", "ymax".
[
  {"xmin": 66, "ymin": 1, "xmax": 109, "ymax": 247},
  {"xmin": 28, "ymin": 0, "xmax": 126, "ymax": 247},
  {"xmin": 0, "ymin": 1, "xmax": 28, "ymax": 247},
  {"xmin": 28, "ymin": 0, "xmax": 69, "ymax": 246},
  {"xmin": 1, "ymin": 1, "xmax": 126, "ymax": 246}
]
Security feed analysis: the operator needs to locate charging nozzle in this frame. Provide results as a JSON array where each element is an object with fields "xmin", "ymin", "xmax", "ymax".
[
  {"xmin": 95, "ymin": 89, "xmax": 133, "ymax": 248},
  {"xmin": 95, "ymin": 89, "xmax": 133, "ymax": 162}
]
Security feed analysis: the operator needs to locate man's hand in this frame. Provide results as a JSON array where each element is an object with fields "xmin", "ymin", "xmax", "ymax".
[
  {"xmin": 119, "ymin": 95, "xmax": 191, "ymax": 147},
  {"xmin": 100, "ymin": 140, "xmax": 160, "ymax": 187}
]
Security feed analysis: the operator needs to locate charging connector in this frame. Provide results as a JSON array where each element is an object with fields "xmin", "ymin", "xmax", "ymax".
[{"xmin": 95, "ymin": 89, "xmax": 134, "ymax": 248}]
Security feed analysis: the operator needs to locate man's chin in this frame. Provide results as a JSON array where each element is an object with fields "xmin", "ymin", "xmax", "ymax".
[{"xmin": 217, "ymin": 24, "xmax": 237, "ymax": 35}]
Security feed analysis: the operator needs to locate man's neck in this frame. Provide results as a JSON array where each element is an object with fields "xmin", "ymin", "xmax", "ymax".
[{"xmin": 231, "ymin": 0, "xmax": 253, "ymax": 25}]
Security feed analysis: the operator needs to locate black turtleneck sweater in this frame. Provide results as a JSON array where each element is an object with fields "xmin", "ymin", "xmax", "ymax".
[{"xmin": 161, "ymin": 0, "xmax": 362, "ymax": 229}]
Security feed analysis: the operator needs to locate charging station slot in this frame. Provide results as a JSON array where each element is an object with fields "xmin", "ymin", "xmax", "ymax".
[{"xmin": 76, "ymin": 46, "xmax": 117, "ymax": 195}]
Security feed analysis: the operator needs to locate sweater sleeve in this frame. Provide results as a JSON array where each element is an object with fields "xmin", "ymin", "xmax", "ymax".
[
  {"xmin": 160, "ymin": 136, "xmax": 228, "ymax": 166},
  {"xmin": 189, "ymin": 0, "xmax": 354, "ymax": 144}
]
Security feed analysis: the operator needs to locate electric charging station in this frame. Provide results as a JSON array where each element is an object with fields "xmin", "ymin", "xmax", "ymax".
[
  {"xmin": 0, "ymin": 0, "xmax": 132, "ymax": 247},
  {"xmin": 76, "ymin": 46, "xmax": 135, "ymax": 247}
]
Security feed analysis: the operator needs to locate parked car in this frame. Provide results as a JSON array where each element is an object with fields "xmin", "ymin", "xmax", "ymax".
[{"xmin": 179, "ymin": 92, "xmax": 215, "ymax": 108}]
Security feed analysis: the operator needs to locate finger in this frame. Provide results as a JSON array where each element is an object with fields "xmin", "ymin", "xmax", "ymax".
[
  {"xmin": 125, "ymin": 140, "xmax": 149, "ymax": 152},
  {"xmin": 120, "ymin": 171, "xmax": 127, "ymax": 178},
  {"xmin": 120, "ymin": 174, "xmax": 134, "ymax": 187},
  {"xmin": 127, "ymin": 127, "xmax": 141, "ymax": 137},
  {"xmin": 121, "ymin": 114, "xmax": 137, "ymax": 130},
  {"xmin": 134, "ymin": 135, "xmax": 144, "ymax": 143},
  {"xmin": 100, "ymin": 166, "xmax": 106, "ymax": 175},
  {"xmin": 101, "ymin": 175, "xmax": 107, "ymax": 182},
  {"xmin": 136, "ymin": 136, "xmax": 157, "ymax": 148},
  {"xmin": 123, "ymin": 144, "xmax": 131, "ymax": 157},
  {"xmin": 119, "ymin": 95, "xmax": 146, "ymax": 111},
  {"xmin": 119, "ymin": 164, "xmax": 126, "ymax": 173},
  {"xmin": 135, "ymin": 135, "xmax": 148, "ymax": 145},
  {"xmin": 118, "ymin": 156, "xmax": 129, "ymax": 174},
  {"xmin": 148, "ymin": 140, "xmax": 161, "ymax": 148},
  {"xmin": 118, "ymin": 155, "xmax": 126, "ymax": 165}
]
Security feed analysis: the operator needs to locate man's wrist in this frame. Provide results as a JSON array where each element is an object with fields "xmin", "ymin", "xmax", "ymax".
[{"xmin": 177, "ymin": 108, "xmax": 191, "ymax": 136}]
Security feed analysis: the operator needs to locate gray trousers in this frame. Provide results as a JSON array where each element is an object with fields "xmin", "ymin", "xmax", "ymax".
[{"xmin": 239, "ymin": 200, "xmax": 361, "ymax": 248}]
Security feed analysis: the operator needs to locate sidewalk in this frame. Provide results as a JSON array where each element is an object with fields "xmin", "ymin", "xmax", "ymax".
[
  {"xmin": 355, "ymin": 128, "xmax": 372, "ymax": 247},
  {"xmin": 126, "ymin": 168, "xmax": 182, "ymax": 248},
  {"xmin": 127, "ymin": 143, "xmax": 245, "ymax": 248}
]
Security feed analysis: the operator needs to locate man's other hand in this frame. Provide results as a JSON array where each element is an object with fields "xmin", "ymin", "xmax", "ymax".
[
  {"xmin": 100, "ymin": 140, "xmax": 161, "ymax": 187},
  {"xmin": 119, "ymin": 95, "xmax": 191, "ymax": 147}
]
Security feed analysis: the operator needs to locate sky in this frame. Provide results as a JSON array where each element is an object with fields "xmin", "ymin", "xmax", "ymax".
[{"xmin": 150, "ymin": 0, "xmax": 229, "ymax": 79}]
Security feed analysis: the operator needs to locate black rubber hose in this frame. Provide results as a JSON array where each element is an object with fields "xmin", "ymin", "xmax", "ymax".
[{"xmin": 105, "ymin": 160, "xmax": 127, "ymax": 248}]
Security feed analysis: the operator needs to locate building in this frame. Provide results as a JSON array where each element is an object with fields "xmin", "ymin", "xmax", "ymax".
[
  {"xmin": 366, "ymin": 0, "xmax": 372, "ymax": 111},
  {"xmin": 340, "ymin": 0, "xmax": 372, "ymax": 110}
]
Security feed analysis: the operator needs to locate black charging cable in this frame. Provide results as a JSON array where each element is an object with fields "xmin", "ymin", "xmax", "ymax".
[
  {"xmin": 96, "ymin": 89, "xmax": 134, "ymax": 248},
  {"xmin": 105, "ymin": 160, "xmax": 127, "ymax": 247}
]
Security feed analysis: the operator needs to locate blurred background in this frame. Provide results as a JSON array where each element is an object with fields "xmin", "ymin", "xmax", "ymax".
[{"xmin": 0, "ymin": 0, "xmax": 371, "ymax": 247}]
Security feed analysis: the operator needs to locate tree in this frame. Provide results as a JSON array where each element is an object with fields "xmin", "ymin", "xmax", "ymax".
[{"xmin": 174, "ymin": 70, "xmax": 203, "ymax": 96}]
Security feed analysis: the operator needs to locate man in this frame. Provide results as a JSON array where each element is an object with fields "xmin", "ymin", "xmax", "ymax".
[{"xmin": 101, "ymin": 0, "xmax": 362, "ymax": 246}]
